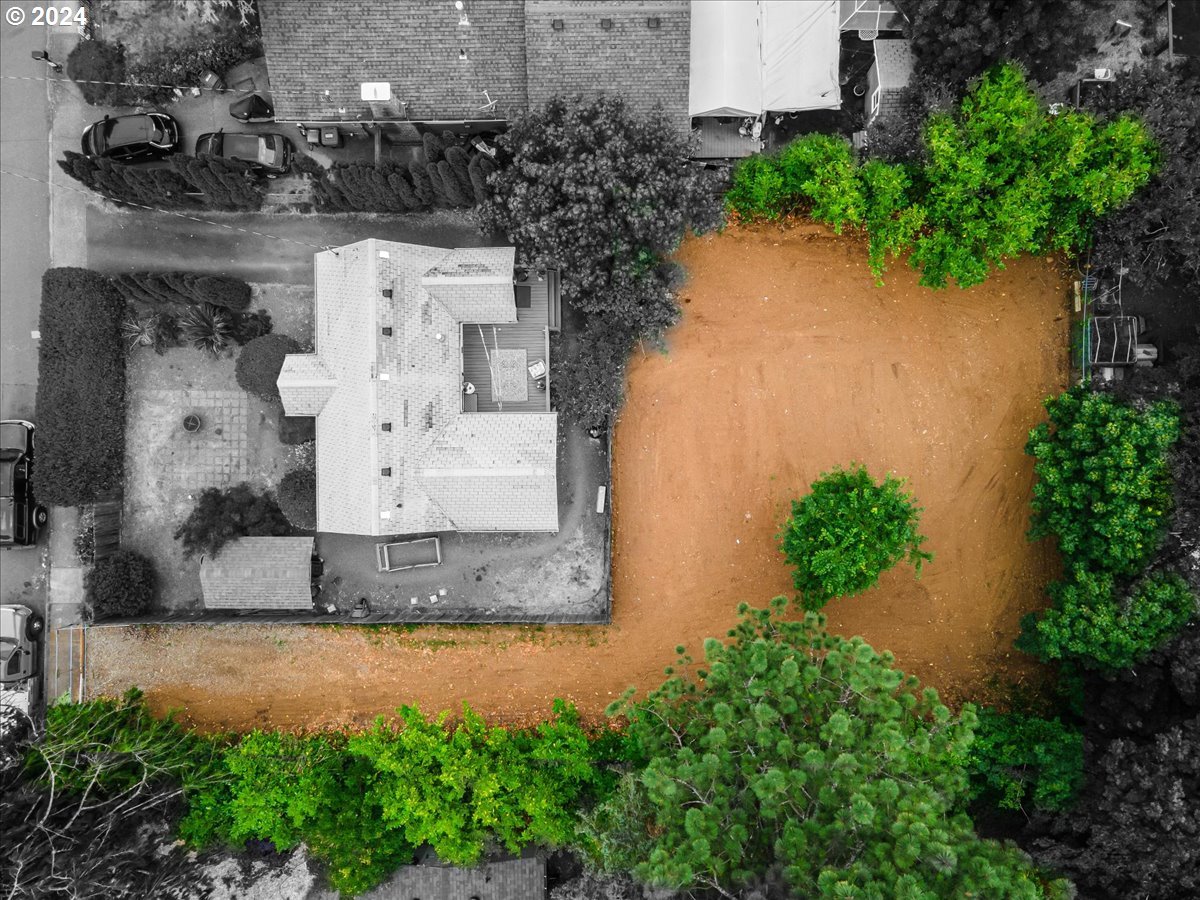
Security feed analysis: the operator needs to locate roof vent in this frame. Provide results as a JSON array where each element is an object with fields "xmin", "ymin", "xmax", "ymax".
[
  {"xmin": 382, "ymin": 288, "xmax": 393, "ymax": 298},
  {"xmin": 551, "ymin": 18, "xmax": 564, "ymax": 31},
  {"xmin": 600, "ymin": 18, "xmax": 613, "ymax": 30},
  {"xmin": 381, "ymin": 422, "xmax": 392, "ymax": 432},
  {"xmin": 647, "ymin": 16, "xmax": 660, "ymax": 29},
  {"xmin": 380, "ymin": 467, "xmax": 392, "ymax": 477},
  {"xmin": 381, "ymin": 326, "xmax": 392, "ymax": 336}
]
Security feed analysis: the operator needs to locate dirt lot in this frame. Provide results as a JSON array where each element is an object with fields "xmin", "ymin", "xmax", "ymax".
[{"xmin": 88, "ymin": 223, "xmax": 1070, "ymax": 731}]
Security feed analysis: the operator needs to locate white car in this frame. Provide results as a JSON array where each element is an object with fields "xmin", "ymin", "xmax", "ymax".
[{"xmin": 0, "ymin": 604, "xmax": 43, "ymax": 727}]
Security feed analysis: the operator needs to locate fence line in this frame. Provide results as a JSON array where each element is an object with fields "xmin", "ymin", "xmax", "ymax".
[{"xmin": 91, "ymin": 489, "xmax": 122, "ymax": 561}]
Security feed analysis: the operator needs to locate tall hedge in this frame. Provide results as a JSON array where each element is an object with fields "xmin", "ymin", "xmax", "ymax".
[
  {"xmin": 34, "ymin": 268, "xmax": 126, "ymax": 506},
  {"xmin": 111, "ymin": 272, "xmax": 251, "ymax": 311}
]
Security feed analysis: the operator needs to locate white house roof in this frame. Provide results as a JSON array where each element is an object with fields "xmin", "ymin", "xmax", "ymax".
[{"xmin": 279, "ymin": 240, "xmax": 558, "ymax": 537}]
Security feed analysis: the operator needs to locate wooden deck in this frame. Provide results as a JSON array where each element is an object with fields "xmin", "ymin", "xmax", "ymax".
[
  {"xmin": 460, "ymin": 281, "xmax": 551, "ymax": 413},
  {"xmin": 692, "ymin": 118, "xmax": 761, "ymax": 160}
]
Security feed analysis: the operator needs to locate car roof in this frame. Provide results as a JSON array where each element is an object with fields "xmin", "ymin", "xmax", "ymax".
[
  {"xmin": 221, "ymin": 133, "xmax": 264, "ymax": 156},
  {"xmin": 0, "ymin": 459, "xmax": 14, "ymax": 497}
]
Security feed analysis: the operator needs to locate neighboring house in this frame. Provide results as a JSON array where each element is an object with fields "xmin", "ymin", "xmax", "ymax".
[
  {"xmin": 276, "ymin": 240, "xmax": 559, "ymax": 538},
  {"xmin": 864, "ymin": 38, "xmax": 915, "ymax": 124},
  {"xmin": 362, "ymin": 857, "xmax": 546, "ymax": 900},
  {"xmin": 257, "ymin": 0, "xmax": 690, "ymax": 136},
  {"xmin": 199, "ymin": 536, "xmax": 315, "ymax": 610}
]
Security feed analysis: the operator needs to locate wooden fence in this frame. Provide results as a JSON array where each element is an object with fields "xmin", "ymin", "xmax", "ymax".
[{"xmin": 91, "ymin": 489, "xmax": 122, "ymax": 561}]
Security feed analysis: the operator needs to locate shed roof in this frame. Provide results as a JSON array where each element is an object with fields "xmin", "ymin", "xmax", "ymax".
[
  {"xmin": 873, "ymin": 39, "xmax": 915, "ymax": 91},
  {"xmin": 281, "ymin": 240, "xmax": 558, "ymax": 537},
  {"xmin": 199, "ymin": 537, "xmax": 315, "ymax": 610},
  {"xmin": 362, "ymin": 858, "xmax": 545, "ymax": 900}
]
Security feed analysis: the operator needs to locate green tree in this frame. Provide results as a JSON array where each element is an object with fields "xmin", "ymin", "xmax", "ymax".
[
  {"xmin": 1017, "ymin": 570, "xmax": 1196, "ymax": 672},
  {"xmin": 727, "ymin": 65, "xmax": 1156, "ymax": 289},
  {"xmin": 779, "ymin": 464, "xmax": 931, "ymax": 610},
  {"xmin": 967, "ymin": 709, "xmax": 1083, "ymax": 813},
  {"xmin": 348, "ymin": 701, "xmax": 607, "ymax": 867},
  {"xmin": 586, "ymin": 599, "xmax": 1059, "ymax": 898},
  {"xmin": 84, "ymin": 549, "xmax": 156, "ymax": 620},
  {"xmin": 902, "ymin": 0, "xmax": 1119, "ymax": 85},
  {"xmin": 1026, "ymin": 388, "xmax": 1180, "ymax": 577},
  {"xmin": 277, "ymin": 466, "xmax": 316, "ymax": 530},
  {"xmin": 173, "ymin": 483, "xmax": 292, "ymax": 559},
  {"xmin": 235, "ymin": 333, "xmax": 301, "ymax": 402}
]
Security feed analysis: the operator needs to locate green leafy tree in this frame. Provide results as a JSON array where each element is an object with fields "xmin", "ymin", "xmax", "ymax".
[
  {"xmin": 348, "ymin": 700, "xmax": 608, "ymax": 867},
  {"xmin": 779, "ymin": 464, "xmax": 932, "ymax": 609},
  {"xmin": 902, "ymin": 0, "xmax": 1120, "ymax": 85},
  {"xmin": 1017, "ymin": 570, "xmax": 1196, "ymax": 672},
  {"xmin": 480, "ymin": 94, "xmax": 721, "ymax": 308},
  {"xmin": 967, "ymin": 709, "xmax": 1083, "ymax": 813},
  {"xmin": 586, "ymin": 599, "xmax": 1059, "ymax": 898},
  {"xmin": 173, "ymin": 483, "xmax": 292, "ymax": 559},
  {"xmin": 84, "ymin": 549, "xmax": 156, "ymax": 620},
  {"xmin": 235, "ymin": 333, "xmax": 302, "ymax": 401},
  {"xmin": 1026, "ymin": 388, "xmax": 1180, "ymax": 577},
  {"xmin": 277, "ymin": 466, "xmax": 316, "ymax": 530},
  {"xmin": 1083, "ymin": 59, "xmax": 1200, "ymax": 292},
  {"xmin": 727, "ymin": 65, "xmax": 1156, "ymax": 289}
]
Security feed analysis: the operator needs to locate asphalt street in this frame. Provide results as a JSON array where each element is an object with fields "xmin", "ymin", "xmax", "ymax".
[{"xmin": 1, "ymin": 5, "xmax": 56, "ymax": 609}]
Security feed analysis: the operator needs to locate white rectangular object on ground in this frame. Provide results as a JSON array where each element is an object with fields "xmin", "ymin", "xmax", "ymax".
[{"xmin": 596, "ymin": 485, "xmax": 607, "ymax": 513}]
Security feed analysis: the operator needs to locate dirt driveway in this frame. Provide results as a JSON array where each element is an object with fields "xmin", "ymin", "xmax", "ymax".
[{"xmin": 88, "ymin": 222, "xmax": 1070, "ymax": 731}]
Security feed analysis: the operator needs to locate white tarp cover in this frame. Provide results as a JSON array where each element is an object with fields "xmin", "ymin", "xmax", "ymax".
[
  {"xmin": 689, "ymin": 0, "xmax": 762, "ymax": 117},
  {"xmin": 689, "ymin": 0, "xmax": 841, "ymax": 118}
]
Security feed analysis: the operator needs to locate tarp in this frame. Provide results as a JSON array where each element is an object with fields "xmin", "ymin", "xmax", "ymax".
[{"xmin": 689, "ymin": 0, "xmax": 841, "ymax": 118}]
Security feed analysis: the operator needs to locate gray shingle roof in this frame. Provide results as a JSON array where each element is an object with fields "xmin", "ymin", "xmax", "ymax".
[
  {"xmin": 199, "ymin": 537, "xmax": 315, "ymax": 610},
  {"xmin": 280, "ymin": 239, "xmax": 559, "ymax": 537},
  {"xmin": 524, "ymin": 0, "xmax": 692, "ymax": 135},
  {"xmin": 874, "ymin": 39, "xmax": 915, "ymax": 91},
  {"xmin": 258, "ymin": 0, "xmax": 691, "ymax": 132},
  {"xmin": 259, "ymin": 0, "xmax": 528, "ymax": 122}
]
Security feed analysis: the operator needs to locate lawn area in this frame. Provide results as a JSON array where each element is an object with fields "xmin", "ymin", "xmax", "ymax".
[{"xmin": 88, "ymin": 222, "xmax": 1070, "ymax": 730}]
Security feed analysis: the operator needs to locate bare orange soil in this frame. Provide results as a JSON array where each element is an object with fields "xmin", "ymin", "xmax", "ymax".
[{"xmin": 87, "ymin": 223, "xmax": 1070, "ymax": 732}]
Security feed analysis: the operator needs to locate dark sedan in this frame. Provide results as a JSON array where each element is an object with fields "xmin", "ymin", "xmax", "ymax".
[
  {"xmin": 81, "ymin": 112, "xmax": 180, "ymax": 162},
  {"xmin": 1, "ymin": 421, "xmax": 47, "ymax": 548},
  {"xmin": 195, "ymin": 131, "xmax": 293, "ymax": 176}
]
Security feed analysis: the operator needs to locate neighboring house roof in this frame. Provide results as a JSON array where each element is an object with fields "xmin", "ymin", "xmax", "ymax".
[
  {"xmin": 258, "ymin": 0, "xmax": 528, "ymax": 122},
  {"xmin": 199, "ymin": 537, "xmax": 314, "ymax": 610},
  {"xmin": 362, "ymin": 858, "xmax": 546, "ymax": 900},
  {"xmin": 257, "ymin": 0, "xmax": 691, "ymax": 132},
  {"xmin": 524, "ymin": 0, "xmax": 691, "ymax": 135},
  {"xmin": 277, "ymin": 239, "xmax": 559, "ymax": 537}
]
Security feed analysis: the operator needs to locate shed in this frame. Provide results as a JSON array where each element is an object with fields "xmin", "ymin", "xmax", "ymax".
[
  {"xmin": 199, "ymin": 536, "xmax": 315, "ymax": 610},
  {"xmin": 361, "ymin": 857, "xmax": 546, "ymax": 900}
]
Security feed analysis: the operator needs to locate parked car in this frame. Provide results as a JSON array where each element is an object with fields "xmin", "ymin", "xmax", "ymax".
[
  {"xmin": 1, "ymin": 420, "xmax": 47, "ymax": 548},
  {"xmin": 194, "ymin": 130, "xmax": 293, "ymax": 176},
  {"xmin": 81, "ymin": 112, "xmax": 181, "ymax": 162},
  {"xmin": 0, "ymin": 604, "xmax": 44, "ymax": 728}
]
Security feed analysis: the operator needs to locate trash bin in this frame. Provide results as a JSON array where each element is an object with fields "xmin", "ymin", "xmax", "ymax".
[{"xmin": 320, "ymin": 126, "xmax": 342, "ymax": 148}]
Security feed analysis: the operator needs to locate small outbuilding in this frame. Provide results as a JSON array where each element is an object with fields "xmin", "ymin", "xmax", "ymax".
[
  {"xmin": 361, "ymin": 857, "xmax": 546, "ymax": 900},
  {"xmin": 199, "ymin": 536, "xmax": 315, "ymax": 611},
  {"xmin": 865, "ymin": 38, "xmax": 915, "ymax": 123}
]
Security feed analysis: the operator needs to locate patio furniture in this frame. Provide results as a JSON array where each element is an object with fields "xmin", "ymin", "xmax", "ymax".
[
  {"xmin": 375, "ymin": 536, "xmax": 442, "ymax": 572},
  {"xmin": 463, "ymin": 391, "xmax": 478, "ymax": 412},
  {"xmin": 351, "ymin": 597, "xmax": 370, "ymax": 618},
  {"xmin": 528, "ymin": 358, "xmax": 547, "ymax": 379}
]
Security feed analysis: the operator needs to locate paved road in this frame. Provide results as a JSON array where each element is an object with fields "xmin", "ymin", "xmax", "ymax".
[
  {"xmin": 86, "ymin": 207, "xmax": 491, "ymax": 283},
  {"xmin": 1, "ymin": 6, "xmax": 54, "ymax": 610}
]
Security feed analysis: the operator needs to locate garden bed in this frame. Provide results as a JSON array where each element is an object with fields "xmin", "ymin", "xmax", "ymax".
[{"xmin": 88, "ymin": 223, "xmax": 1070, "ymax": 731}]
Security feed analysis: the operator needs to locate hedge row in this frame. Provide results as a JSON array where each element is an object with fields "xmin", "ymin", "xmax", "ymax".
[
  {"xmin": 34, "ymin": 268, "xmax": 126, "ymax": 506},
  {"xmin": 59, "ymin": 152, "xmax": 263, "ymax": 211},
  {"xmin": 307, "ymin": 132, "xmax": 496, "ymax": 212},
  {"xmin": 113, "ymin": 272, "xmax": 251, "ymax": 311}
]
